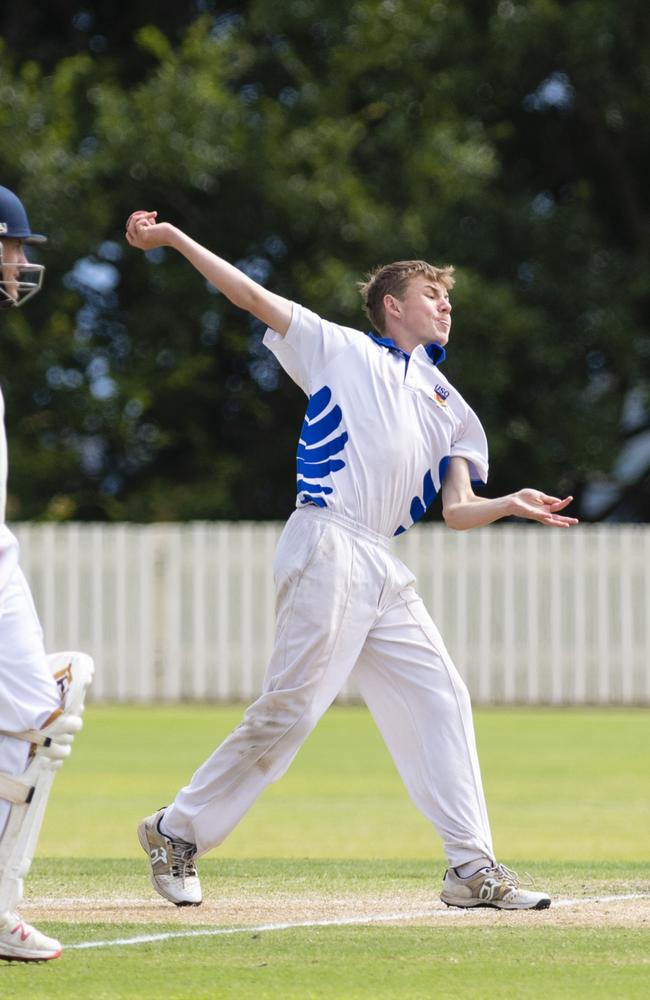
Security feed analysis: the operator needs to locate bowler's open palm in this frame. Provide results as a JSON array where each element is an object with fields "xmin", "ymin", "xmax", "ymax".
[{"xmin": 509, "ymin": 489, "xmax": 578, "ymax": 527}]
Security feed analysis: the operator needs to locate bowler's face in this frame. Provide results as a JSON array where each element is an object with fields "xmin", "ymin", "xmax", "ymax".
[{"xmin": 398, "ymin": 276, "xmax": 452, "ymax": 347}]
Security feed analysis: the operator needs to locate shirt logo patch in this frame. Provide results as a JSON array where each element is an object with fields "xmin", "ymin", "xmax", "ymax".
[{"xmin": 433, "ymin": 384, "xmax": 449, "ymax": 406}]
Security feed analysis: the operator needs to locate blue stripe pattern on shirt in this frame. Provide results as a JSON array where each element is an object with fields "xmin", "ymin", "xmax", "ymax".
[{"xmin": 296, "ymin": 385, "xmax": 348, "ymax": 505}]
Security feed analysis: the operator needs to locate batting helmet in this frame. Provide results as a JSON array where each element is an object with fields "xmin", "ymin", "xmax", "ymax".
[
  {"xmin": 0, "ymin": 186, "xmax": 46, "ymax": 308},
  {"xmin": 0, "ymin": 185, "xmax": 47, "ymax": 244}
]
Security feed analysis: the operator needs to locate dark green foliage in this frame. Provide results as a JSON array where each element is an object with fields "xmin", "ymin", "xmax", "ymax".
[{"xmin": 1, "ymin": 1, "xmax": 649, "ymax": 520}]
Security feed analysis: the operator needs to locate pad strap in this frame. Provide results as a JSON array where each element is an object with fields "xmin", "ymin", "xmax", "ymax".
[
  {"xmin": 0, "ymin": 772, "xmax": 34, "ymax": 806},
  {"xmin": 0, "ymin": 707, "xmax": 62, "ymax": 746},
  {"xmin": 0, "ymin": 728, "xmax": 48, "ymax": 746}
]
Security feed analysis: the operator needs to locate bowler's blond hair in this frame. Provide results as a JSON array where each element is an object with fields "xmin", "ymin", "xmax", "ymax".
[{"xmin": 358, "ymin": 260, "xmax": 455, "ymax": 334}]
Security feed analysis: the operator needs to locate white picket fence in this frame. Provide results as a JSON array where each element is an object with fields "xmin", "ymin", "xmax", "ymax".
[{"xmin": 11, "ymin": 521, "xmax": 650, "ymax": 705}]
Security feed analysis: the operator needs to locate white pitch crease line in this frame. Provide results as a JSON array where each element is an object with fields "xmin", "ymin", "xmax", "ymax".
[
  {"xmin": 552, "ymin": 893, "xmax": 647, "ymax": 908},
  {"xmin": 67, "ymin": 894, "xmax": 649, "ymax": 951},
  {"xmin": 24, "ymin": 896, "xmax": 161, "ymax": 907},
  {"xmin": 67, "ymin": 912, "xmax": 438, "ymax": 950}
]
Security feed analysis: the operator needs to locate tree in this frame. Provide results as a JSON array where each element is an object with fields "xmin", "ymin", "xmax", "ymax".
[{"xmin": 1, "ymin": 1, "xmax": 649, "ymax": 521}]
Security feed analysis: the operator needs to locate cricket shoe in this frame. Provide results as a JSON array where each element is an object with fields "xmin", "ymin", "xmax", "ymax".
[
  {"xmin": 441, "ymin": 864, "xmax": 551, "ymax": 910},
  {"xmin": 0, "ymin": 910, "xmax": 62, "ymax": 962},
  {"xmin": 137, "ymin": 808, "xmax": 202, "ymax": 906}
]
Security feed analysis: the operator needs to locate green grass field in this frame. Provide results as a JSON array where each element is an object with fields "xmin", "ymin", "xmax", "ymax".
[{"xmin": 3, "ymin": 705, "xmax": 650, "ymax": 998}]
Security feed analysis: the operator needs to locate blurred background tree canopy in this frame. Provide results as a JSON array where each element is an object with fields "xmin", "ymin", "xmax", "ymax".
[{"xmin": 1, "ymin": 0, "xmax": 649, "ymax": 522}]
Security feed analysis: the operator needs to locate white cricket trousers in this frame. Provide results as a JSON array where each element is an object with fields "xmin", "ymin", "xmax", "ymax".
[
  {"xmin": 166, "ymin": 507, "xmax": 495, "ymax": 867},
  {"xmin": 0, "ymin": 526, "xmax": 60, "ymax": 836}
]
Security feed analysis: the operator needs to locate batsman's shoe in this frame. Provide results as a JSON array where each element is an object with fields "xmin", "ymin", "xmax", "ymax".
[
  {"xmin": 0, "ymin": 911, "xmax": 62, "ymax": 962},
  {"xmin": 137, "ymin": 808, "xmax": 202, "ymax": 906},
  {"xmin": 440, "ymin": 864, "xmax": 551, "ymax": 910}
]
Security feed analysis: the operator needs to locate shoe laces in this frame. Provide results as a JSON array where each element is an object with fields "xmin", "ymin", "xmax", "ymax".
[
  {"xmin": 170, "ymin": 840, "xmax": 198, "ymax": 880},
  {"xmin": 491, "ymin": 864, "xmax": 536, "ymax": 889}
]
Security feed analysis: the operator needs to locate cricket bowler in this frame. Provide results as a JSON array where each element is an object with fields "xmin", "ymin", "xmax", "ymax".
[{"xmin": 127, "ymin": 208, "xmax": 577, "ymax": 912}]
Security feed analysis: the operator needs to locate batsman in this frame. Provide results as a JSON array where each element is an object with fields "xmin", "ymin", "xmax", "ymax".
[
  {"xmin": 127, "ymin": 208, "xmax": 577, "ymax": 913},
  {"xmin": 0, "ymin": 186, "xmax": 93, "ymax": 962}
]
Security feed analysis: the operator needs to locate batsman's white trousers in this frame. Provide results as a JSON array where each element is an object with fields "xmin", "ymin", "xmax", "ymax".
[
  {"xmin": 0, "ymin": 526, "xmax": 60, "ymax": 836},
  {"xmin": 166, "ymin": 507, "xmax": 495, "ymax": 867}
]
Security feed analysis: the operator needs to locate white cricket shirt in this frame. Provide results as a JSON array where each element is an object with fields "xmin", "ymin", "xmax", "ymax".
[{"xmin": 264, "ymin": 303, "xmax": 489, "ymax": 538}]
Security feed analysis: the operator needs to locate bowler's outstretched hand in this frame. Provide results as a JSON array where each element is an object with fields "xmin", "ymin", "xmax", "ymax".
[{"xmin": 509, "ymin": 489, "xmax": 578, "ymax": 527}]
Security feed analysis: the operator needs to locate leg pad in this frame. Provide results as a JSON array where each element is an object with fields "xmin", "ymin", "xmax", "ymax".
[{"xmin": 0, "ymin": 651, "xmax": 94, "ymax": 912}]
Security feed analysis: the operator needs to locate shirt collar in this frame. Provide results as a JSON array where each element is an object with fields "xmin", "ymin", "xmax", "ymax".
[{"xmin": 367, "ymin": 332, "xmax": 446, "ymax": 366}]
